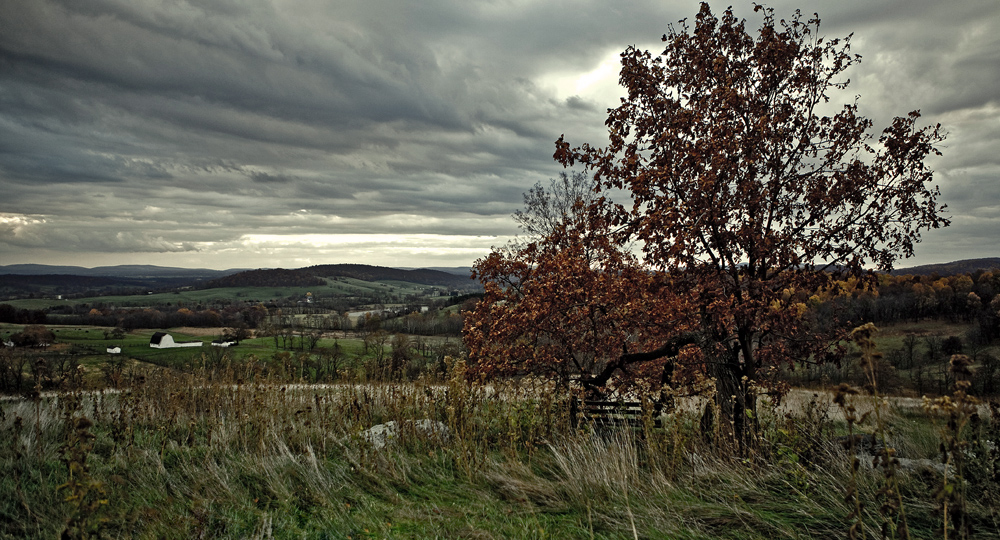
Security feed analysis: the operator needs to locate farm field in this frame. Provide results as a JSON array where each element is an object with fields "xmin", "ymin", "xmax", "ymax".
[
  {"xmin": 0, "ymin": 322, "xmax": 464, "ymax": 392},
  {"xmin": 3, "ymin": 318, "xmax": 996, "ymax": 397},
  {"xmin": 779, "ymin": 319, "xmax": 1000, "ymax": 397},
  {"xmin": 875, "ymin": 320, "xmax": 980, "ymax": 348}
]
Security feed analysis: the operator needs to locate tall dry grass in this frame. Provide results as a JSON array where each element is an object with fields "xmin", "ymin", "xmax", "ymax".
[{"xmin": 0, "ymin": 350, "xmax": 997, "ymax": 539}]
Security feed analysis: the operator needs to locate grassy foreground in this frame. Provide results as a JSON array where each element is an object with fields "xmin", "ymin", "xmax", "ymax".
[{"xmin": 1, "ymin": 358, "xmax": 998, "ymax": 539}]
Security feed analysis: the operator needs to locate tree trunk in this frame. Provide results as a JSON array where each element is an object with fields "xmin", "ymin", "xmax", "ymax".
[
  {"xmin": 714, "ymin": 355, "xmax": 741, "ymax": 449},
  {"xmin": 714, "ymin": 341, "xmax": 757, "ymax": 455}
]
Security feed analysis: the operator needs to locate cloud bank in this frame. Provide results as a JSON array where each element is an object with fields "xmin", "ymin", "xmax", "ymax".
[{"xmin": 1, "ymin": 0, "xmax": 997, "ymax": 269}]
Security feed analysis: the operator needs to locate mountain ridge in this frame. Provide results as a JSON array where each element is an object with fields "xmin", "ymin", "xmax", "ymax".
[
  {"xmin": 207, "ymin": 264, "xmax": 473, "ymax": 288},
  {"xmin": 890, "ymin": 257, "xmax": 1000, "ymax": 277},
  {"xmin": 0, "ymin": 264, "xmax": 239, "ymax": 278}
]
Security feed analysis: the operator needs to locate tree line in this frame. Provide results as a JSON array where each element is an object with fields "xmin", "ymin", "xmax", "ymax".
[{"xmin": 834, "ymin": 272, "xmax": 1000, "ymax": 340}]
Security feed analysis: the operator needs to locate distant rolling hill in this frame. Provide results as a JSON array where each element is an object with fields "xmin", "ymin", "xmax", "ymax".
[
  {"xmin": 0, "ymin": 273, "xmax": 216, "ymax": 300},
  {"xmin": 207, "ymin": 264, "xmax": 475, "ymax": 289},
  {"xmin": 0, "ymin": 274, "xmax": 142, "ymax": 288},
  {"xmin": 890, "ymin": 257, "xmax": 1000, "ymax": 277},
  {"xmin": 307, "ymin": 264, "xmax": 472, "ymax": 286},
  {"xmin": 0, "ymin": 264, "xmax": 245, "ymax": 300},
  {"xmin": 205, "ymin": 268, "xmax": 327, "ymax": 288},
  {"xmin": 0, "ymin": 263, "xmax": 479, "ymax": 301},
  {"xmin": 401, "ymin": 266, "xmax": 474, "ymax": 276},
  {"xmin": 0, "ymin": 264, "xmax": 240, "ymax": 279}
]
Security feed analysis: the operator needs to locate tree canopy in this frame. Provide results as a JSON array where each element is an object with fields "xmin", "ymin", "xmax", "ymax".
[{"xmin": 465, "ymin": 3, "xmax": 948, "ymax": 446}]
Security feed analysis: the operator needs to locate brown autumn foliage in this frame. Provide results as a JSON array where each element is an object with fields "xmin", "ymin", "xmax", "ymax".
[
  {"xmin": 465, "ymin": 3, "xmax": 948, "ymax": 446},
  {"xmin": 465, "ymin": 204, "xmax": 704, "ymax": 399}
]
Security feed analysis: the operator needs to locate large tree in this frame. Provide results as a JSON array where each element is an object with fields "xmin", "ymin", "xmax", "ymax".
[{"xmin": 467, "ymin": 3, "xmax": 947, "ymax": 446}]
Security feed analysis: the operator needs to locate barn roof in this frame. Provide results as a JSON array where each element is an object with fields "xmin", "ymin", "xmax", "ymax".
[{"xmin": 150, "ymin": 332, "xmax": 168, "ymax": 344}]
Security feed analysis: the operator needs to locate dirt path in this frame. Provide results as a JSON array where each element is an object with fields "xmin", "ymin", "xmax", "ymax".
[{"xmin": 774, "ymin": 388, "xmax": 991, "ymax": 421}]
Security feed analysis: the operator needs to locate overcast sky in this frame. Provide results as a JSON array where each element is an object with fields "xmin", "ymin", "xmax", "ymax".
[{"xmin": 1, "ymin": 0, "xmax": 998, "ymax": 271}]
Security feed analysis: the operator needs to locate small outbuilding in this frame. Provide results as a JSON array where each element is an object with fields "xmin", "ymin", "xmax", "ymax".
[
  {"xmin": 107, "ymin": 346, "xmax": 121, "ymax": 354},
  {"xmin": 149, "ymin": 332, "xmax": 203, "ymax": 349}
]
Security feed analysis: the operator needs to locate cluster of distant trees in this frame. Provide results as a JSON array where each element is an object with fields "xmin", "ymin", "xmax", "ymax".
[
  {"xmin": 0, "ymin": 304, "xmax": 47, "ymax": 325},
  {"xmin": 4, "ymin": 324, "xmax": 54, "ymax": 348},
  {"xmin": 380, "ymin": 311, "xmax": 465, "ymax": 336},
  {"xmin": 819, "ymin": 271, "xmax": 1000, "ymax": 342},
  {"xmin": 765, "ymin": 270, "xmax": 1000, "ymax": 396},
  {"xmin": 258, "ymin": 299, "xmax": 478, "ymax": 347},
  {"xmin": 22, "ymin": 302, "xmax": 270, "ymax": 330}
]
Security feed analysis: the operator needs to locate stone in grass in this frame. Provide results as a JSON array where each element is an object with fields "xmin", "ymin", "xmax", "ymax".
[
  {"xmin": 837, "ymin": 433, "xmax": 956, "ymax": 475},
  {"xmin": 360, "ymin": 419, "xmax": 450, "ymax": 449}
]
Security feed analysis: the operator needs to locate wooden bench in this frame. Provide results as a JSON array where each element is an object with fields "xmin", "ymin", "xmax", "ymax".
[{"xmin": 570, "ymin": 399, "xmax": 663, "ymax": 430}]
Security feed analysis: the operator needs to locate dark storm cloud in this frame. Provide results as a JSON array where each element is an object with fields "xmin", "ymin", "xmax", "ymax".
[
  {"xmin": 1, "ymin": 0, "xmax": 998, "ymax": 268},
  {"xmin": 249, "ymin": 171, "xmax": 292, "ymax": 184},
  {"xmin": 3, "ymin": 1, "xmax": 456, "ymax": 128}
]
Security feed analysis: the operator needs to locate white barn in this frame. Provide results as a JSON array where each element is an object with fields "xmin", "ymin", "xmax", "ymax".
[{"xmin": 149, "ymin": 332, "xmax": 203, "ymax": 349}]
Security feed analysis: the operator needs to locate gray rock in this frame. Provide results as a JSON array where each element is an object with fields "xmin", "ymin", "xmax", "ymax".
[
  {"xmin": 836, "ymin": 434, "xmax": 957, "ymax": 475},
  {"xmin": 359, "ymin": 419, "xmax": 450, "ymax": 449}
]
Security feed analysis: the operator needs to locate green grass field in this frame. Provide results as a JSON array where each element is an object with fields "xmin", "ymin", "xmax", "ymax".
[
  {"xmin": 2, "ymin": 323, "xmax": 367, "ymax": 372},
  {"xmin": 0, "ymin": 322, "xmax": 465, "ymax": 392},
  {"xmin": 874, "ymin": 320, "xmax": 977, "ymax": 350}
]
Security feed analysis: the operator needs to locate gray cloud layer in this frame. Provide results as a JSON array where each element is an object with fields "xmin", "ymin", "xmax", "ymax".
[{"xmin": 1, "ymin": 0, "xmax": 998, "ymax": 269}]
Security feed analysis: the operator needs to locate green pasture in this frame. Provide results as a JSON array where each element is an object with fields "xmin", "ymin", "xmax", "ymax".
[
  {"xmin": 326, "ymin": 277, "xmax": 440, "ymax": 297},
  {"xmin": 1, "ymin": 297, "xmax": 61, "ymax": 310},
  {"xmin": 872, "ymin": 320, "xmax": 999, "ymax": 373},
  {"xmin": 0, "ymin": 323, "xmax": 378, "ymax": 371},
  {"xmin": 872, "ymin": 320, "xmax": 977, "ymax": 350}
]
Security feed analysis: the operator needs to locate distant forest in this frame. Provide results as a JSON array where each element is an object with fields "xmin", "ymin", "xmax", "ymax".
[
  {"xmin": 818, "ymin": 269, "xmax": 1000, "ymax": 342},
  {"xmin": 2, "ymin": 268, "xmax": 998, "ymax": 342},
  {"xmin": 205, "ymin": 268, "xmax": 326, "ymax": 288}
]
